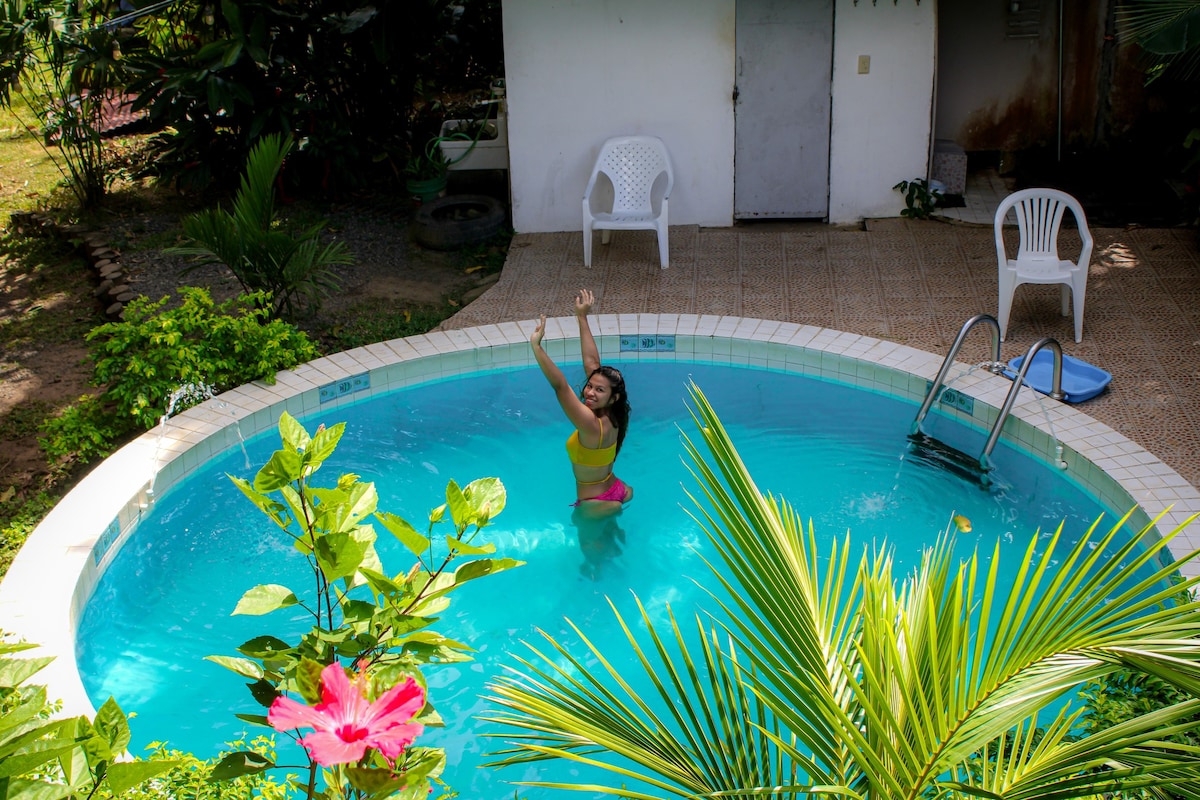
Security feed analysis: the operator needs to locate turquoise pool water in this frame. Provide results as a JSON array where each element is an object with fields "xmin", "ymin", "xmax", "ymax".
[{"xmin": 76, "ymin": 362, "xmax": 1128, "ymax": 796}]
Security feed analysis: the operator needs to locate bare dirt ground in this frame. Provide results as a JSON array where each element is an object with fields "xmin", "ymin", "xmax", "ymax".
[{"xmin": 0, "ymin": 191, "xmax": 498, "ymax": 545}]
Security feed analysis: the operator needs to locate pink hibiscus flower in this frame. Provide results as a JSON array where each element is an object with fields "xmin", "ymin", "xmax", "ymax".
[{"xmin": 268, "ymin": 662, "xmax": 425, "ymax": 766}]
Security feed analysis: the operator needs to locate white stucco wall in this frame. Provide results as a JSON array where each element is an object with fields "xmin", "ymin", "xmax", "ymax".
[
  {"xmin": 503, "ymin": 0, "xmax": 736, "ymax": 233},
  {"xmin": 502, "ymin": 0, "xmax": 936, "ymax": 231},
  {"xmin": 827, "ymin": 0, "xmax": 937, "ymax": 224}
]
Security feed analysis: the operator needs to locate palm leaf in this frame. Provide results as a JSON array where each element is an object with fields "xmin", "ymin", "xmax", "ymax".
[{"xmin": 483, "ymin": 382, "xmax": 1200, "ymax": 800}]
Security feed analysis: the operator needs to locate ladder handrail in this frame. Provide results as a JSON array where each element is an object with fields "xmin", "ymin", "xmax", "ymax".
[
  {"xmin": 910, "ymin": 314, "xmax": 1004, "ymax": 436},
  {"xmin": 980, "ymin": 337, "xmax": 1064, "ymax": 470}
]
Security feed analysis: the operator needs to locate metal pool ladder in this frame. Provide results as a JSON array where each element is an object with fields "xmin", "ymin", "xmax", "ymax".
[
  {"xmin": 979, "ymin": 336, "xmax": 1064, "ymax": 470},
  {"xmin": 908, "ymin": 314, "xmax": 1066, "ymax": 475}
]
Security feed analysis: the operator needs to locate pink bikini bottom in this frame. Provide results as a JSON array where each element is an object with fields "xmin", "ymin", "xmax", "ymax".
[{"xmin": 572, "ymin": 477, "xmax": 629, "ymax": 506}]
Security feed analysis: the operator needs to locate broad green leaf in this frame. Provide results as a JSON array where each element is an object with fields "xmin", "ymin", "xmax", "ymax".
[
  {"xmin": 304, "ymin": 422, "xmax": 345, "ymax": 468},
  {"xmin": 203, "ymin": 656, "xmax": 265, "ymax": 680},
  {"xmin": 228, "ymin": 476, "xmax": 288, "ymax": 528},
  {"xmin": 232, "ymin": 584, "xmax": 299, "ymax": 616},
  {"xmin": 237, "ymin": 635, "xmax": 293, "ymax": 659},
  {"xmin": 207, "ymin": 751, "xmax": 273, "ymax": 782},
  {"xmin": 445, "ymin": 480, "xmax": 469, "ymax": 528},
  {"xmin": 400, "ymin": 746, "xmax": 446, "ymax": 783},
  {"xmin": 295, "ymin": 658, "xmax": 326, "ymax": 705},
  {"xmin": 0, "ymin": 777, "xmax": 75, "ymax": 800},
  {"xmin": 360, "ymin": 567, "xmax": 403, "ymax": 596},
  {"xmin": 463, "ymin": 477, "xmax": 506, "ymax": 519},
  {"xmin": 341, "ymin": 599, "xmax": 376, "ymax": 624},
  {"xmin": 92, "ymin": 697, "xmax": 130, "ymax": 754},
  {"xmin": 399, "ymin": 631, "xmax": 473, "ymax": 651},
  {"xmin": 277, "ymin": 411, "xmax": 309, "ymax": 453},
  {"xmin": 247, "ymin": 679, "xmax": 279, "ymax": 708},
  {"xmin": 0, "ymin": 642, "xmax": 38, "ymax": 656},
  {"xmin": 254, "ymin": 449, "xmax": 303, "ymax": 492},
  {"xmin": 407, "ymin": 595, "xmax": 450, "ymax": 618},
  {"xmin": 375, "ymin": 512, "xmax": 430, "ymax": 555},
  {"xmin": 233, "ymin": 713, "xmax": 270, "ymax": 727},
  {"xmin": 106, "ymin": 760, "xmax": 178, "ymax": 794},
  {"xmin": 454, "ymin": 557, "xmax": 523, "ymax": 586},
  {"xmin": 315, "ymin": 529, "xmax": 373, "ymax": 582},
  {"xmin": 312, "ymin": 482, "xmax": 378, "ymax": 534},
  {"xmin": 345, "ymin": 766, "xmax": 405, "ymax": 794},
  {"xmin": 0, "ymin": 657, "xmax": 53, "ymax": 690},
  {"xmin": 0, "ymin": 740, "xmax": 82, "ymax": 779},
  {"xmin": 442, "ymin": 535, "xmax": 495, "ymax": 557},
  {"xmin": 349, "ymin": 537, "xmax": 384, "ymax": 589},
  {"xmin": 0, "ymin": 687, "xmax": 50, "ymax": 740}
]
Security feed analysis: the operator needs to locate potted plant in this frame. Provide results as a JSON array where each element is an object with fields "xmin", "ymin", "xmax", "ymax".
[{"xmin": 404, "ymin": 138, "xmax": 451, "ymax": 202}]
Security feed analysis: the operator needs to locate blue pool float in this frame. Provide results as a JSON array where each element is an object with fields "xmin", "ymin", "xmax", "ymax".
[{"xmin": 1005, "ymin": 350, "xmax": 1112, "ymax": 403}]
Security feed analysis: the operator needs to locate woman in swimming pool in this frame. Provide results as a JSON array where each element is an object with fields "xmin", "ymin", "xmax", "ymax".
[{"xmin": 530, "ymin": 288, "xmax": 634, "ymax": 517}]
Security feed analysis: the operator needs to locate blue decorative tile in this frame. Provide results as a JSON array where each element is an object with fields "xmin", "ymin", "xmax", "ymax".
[
  {"xmin": 620, "ymin": 335, "xmax": 676, "ymax": 352},
  {"xmin": 320, "ymin": 373, "xmax": 371, "ymax": 403},
  {"xmin": 93, "ymin": 518, "xmax": 121, "ymax": 565}
]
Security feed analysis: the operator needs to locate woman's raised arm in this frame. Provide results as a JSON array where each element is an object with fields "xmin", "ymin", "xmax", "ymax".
[{"xmin": 575, "ymin": 289, "xmax": 601, "ymax": 375}]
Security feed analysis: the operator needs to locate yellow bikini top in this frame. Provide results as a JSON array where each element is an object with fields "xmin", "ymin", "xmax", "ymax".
[{"xmin": 565, "ymin": 430, "xmax": 617, "ymax": 468}]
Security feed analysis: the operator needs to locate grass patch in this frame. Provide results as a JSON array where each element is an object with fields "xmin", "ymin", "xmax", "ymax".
[
  {"xmin": 0, "ymin": 400, "xmax": 52, "ymax": 440},
  {"xmin": 0, "ymin": 100, "xmax": 72, "ymax": 222},
  {"xmin": 320, "ymin": 298, "xmax": 457, "ymax": 350},
  {"xmin": 457, "ymin": 227, "xmax": 513, "ymax": 274},
  {"xmin": 0, "ymin": 488, "xmax": 59, "ymax": 577}
]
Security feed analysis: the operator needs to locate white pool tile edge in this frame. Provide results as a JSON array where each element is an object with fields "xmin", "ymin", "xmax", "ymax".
[{"xmin": 2, "ymin": 316, "xmax": 1197, "ymax": 722}]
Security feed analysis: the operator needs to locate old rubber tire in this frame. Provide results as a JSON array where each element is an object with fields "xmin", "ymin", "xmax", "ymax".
[{"xmin": 412, "ymin": 194, "xmax": 507, "ymax": 251}]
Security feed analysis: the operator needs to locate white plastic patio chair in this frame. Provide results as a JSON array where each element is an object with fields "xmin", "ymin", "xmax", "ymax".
[
  {"xmin": 995, "ymin": 188, "xmax": 1094, "ymax": 344},
  {"xmin": 582, "ymin": 135, "xmax": 674, "ymax": 269}
]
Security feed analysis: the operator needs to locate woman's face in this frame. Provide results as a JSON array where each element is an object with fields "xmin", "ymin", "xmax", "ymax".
[{"xmin": 582, "ymin": 373, "xmax": 616, "ymax": 410}]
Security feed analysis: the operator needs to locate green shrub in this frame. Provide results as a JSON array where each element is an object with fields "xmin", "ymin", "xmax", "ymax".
[
  {"xmin": 98, "ymin": 738, "xmax": 289, "ymax": 800},
  {"xmin": 38, "ymin": 393, "xmax": 123, "ymax": 467},
  {"xmin": 39, "ymin": 287, "xmax": 318, "ymax": 465}
]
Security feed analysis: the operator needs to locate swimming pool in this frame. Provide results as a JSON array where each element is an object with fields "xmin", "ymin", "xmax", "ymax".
[
  {"xmin": 73, "ymin": 359, "xmax": 1145, "ymax": 794},
  {"xmin": 2, "ymin": 318, "xmax": 1197, "ymax": 771}
]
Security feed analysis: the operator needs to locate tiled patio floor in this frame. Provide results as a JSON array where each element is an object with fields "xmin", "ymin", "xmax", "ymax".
[{"xmin": 443, "ymin": 217, "xmax": 1200, "ymax": 493}]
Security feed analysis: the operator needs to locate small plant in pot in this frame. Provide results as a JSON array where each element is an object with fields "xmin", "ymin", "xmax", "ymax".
[{"xmin": 404, "ymin": 138, "xmax": 451, "ymax": 203}]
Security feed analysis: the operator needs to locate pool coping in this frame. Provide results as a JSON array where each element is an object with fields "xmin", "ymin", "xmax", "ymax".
[{"xmin": 2, "ymin": 315, "xmax": 1198, "ymax": 722}]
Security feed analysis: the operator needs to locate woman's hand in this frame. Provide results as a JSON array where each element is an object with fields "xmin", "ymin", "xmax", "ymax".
[
  {"xmin": 531, "ymin": 315, "xmax": 547, "ymax": 348},
  {"xmin": 574, "ymin": 289, "xmax": 595, "ymax": 317}
]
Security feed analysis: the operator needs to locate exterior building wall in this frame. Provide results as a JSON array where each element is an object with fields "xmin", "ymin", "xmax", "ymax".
[
  {"xmin": 827, "ymin": 0, "xmax": 937, "ymax": 224},
  {"xmin": 502, "ymin": 0, "xmax": 937, "ymax": 231},
  {"xmin": 502, "ymin": 0, "xmax": 737, "ymax": 233},
  {"xmin": 934, "ymin": 0, "xmax": 1142, "ymax": 153}
]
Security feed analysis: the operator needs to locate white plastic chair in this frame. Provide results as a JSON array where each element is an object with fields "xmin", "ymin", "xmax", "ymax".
[
  {"xmin": 582, "ymin": 135, "xmax": 674, "ymax": 269},
  {"xmin": 995, "ymin": 188, "xmax": 1094, "ymax": 344}
]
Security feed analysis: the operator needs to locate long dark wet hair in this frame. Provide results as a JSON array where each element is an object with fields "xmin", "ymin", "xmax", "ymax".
[{"xmin": 583, "ymin": 365, "xmax": 631, "ymax": 455}]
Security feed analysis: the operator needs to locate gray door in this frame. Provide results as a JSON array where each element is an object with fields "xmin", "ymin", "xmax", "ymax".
[{"xmin": 734, "ymin": 0, "xmax": 833, "ymax": 219}]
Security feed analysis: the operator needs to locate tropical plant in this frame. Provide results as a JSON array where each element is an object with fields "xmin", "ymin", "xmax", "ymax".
[
  {"xmin": 405, "ymin": 134, "xmax": 453, "ymax": 182},
  {"xmin": 1076, "ymin": 587, "xmax": 1200, "ymax": 800},
  {"xmin": 482, "ymin": 383, "xmax": 1200, "ymax": 800},
  {"xmin": 97, "ymin": 738, "xmax": 289, "ymax": 800},
  {"xmin": 893, "ymin": 177, "xmax": 943, "ymax": 219},
  {"xmin": 39, "ymin": 287, "xmax": 317, "ymax": 466},
  {"xmin": 1118, "ymin": 0, "xmax": 1200, "ymax": 80},
  {"xmin": 122, "ymin": 0, "xmax": 502, "ymax": 191},
  {"xmin": 1117, "ymin": 1, "xmax": 1200, "ymax": 223},
  {"xmin": 167, "ymin": 134, "xmax": 351, "ymax": 319},
  {"xmin": 206, "ymin": 412, "xmax": 522, "ymax": 800},
  {"xmin": 0, "ymin": 0, "xmax": 133, "ymax": 206},
  {"xmin": 0, "ymin": 638, "xmax": 178, "ymax": 798}
]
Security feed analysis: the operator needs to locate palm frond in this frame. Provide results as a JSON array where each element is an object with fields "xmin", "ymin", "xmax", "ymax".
[{"xmin": 482, "ymin": 382, "xmax": 1200, "ymax": 800}]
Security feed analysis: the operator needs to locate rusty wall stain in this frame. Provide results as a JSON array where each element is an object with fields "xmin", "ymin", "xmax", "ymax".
[{"xmin": 949, "ymin": 0, "xmax": 1144, "ymax": 152}]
